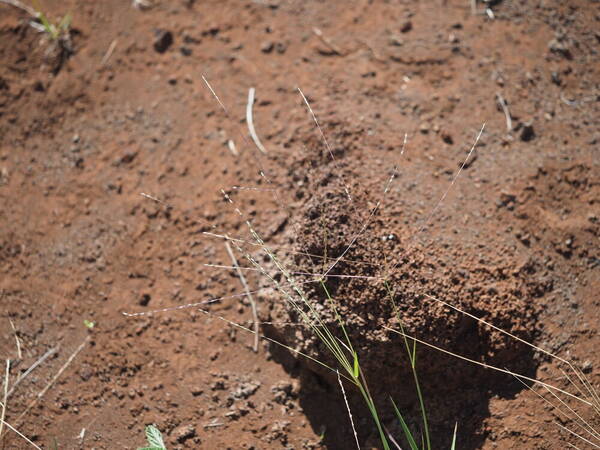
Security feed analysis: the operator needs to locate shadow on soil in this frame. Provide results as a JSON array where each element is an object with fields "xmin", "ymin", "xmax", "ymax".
[{"xmin": 265, "ymin": 324, "xmax": 539, "ymax": 450}]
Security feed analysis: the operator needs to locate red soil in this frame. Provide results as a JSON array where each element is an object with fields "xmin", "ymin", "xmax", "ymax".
[{"xmin": 0, "ymin": 1, "xmax": 598, "ymax": 449}]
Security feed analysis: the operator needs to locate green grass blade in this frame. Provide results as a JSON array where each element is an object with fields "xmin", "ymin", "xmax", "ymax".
[
  {"xmin": 391, "ymin": 397, "xmax": 419, "ymax": 450},
  {"xmin": 38, "ymin": 12, "xmax": 56, "ymax": 38},
  {"xmin": 357, "ymin": 384, "xmax": 390, "ymax": 450},
  {"xmin": 353, "ymin": 352, "xmax": 360, "ymax": 379},
  {"xmin": 383, "ymin": 281, "xmax": 431, "ymax": 450},
  {"xmin": 58, "ymin": 12, "xmax": 71, "ymax": 32},
  {"xmin": 450, "ymin": 422, "xmax": 458, "ymax": 450},
  {"xmin": 411, "ymin": 365, "xmax": 431, "ymax": 450}
]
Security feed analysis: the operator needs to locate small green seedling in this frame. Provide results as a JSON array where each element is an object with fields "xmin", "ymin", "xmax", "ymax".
[
  {"xmin": 138, "ymin": 424, "xmax": 167, "ymax": 450},
  {"xmin": 37, "ymin": 10, "xmax": 71, "ymax": 40},
  {"xmin": 30, "ymin": 0, "xmax": 71, "ymax": 40},
  {"xmin": 83, "ymin": 319, "xmax": 95, "ymax": 329},
  {"xmin": 317, "ymin": 425, "xmax": 326, "ymax": 441}
]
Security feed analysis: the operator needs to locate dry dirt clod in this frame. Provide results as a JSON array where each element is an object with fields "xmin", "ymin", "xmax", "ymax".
[
  {"xmin": 230, "ymin": 381, "xmax": 261, "ymax": 399},
  {"xmin": 260, "ymin": 40, "xmax": 274, "ymax": 53},
  {"xmin": 172, "ymin": 423, "xmax": 196, "ymax": 443}
]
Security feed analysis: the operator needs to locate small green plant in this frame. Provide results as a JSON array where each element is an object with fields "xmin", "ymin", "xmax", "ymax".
[
  {"xmin": 0, "ymin": 1, "xmax": 72, "ymax": 41},
  {"xmin": 35, "ymin": 9, "xmax": 71, "ymax": 41},
  {"xmin": 83, "ymin": 319, "xmax": 95, "ymax": 329},
  {"xmin": 138, "ymin": 425, "xmax": 166, "ymax": 450},
  {"xmin": 30, "ymin": 0, "xmax": 70, "ymax": 40}
]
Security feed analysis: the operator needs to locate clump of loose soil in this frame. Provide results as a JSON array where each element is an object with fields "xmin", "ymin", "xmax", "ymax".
[{"xmin": 259, "ymin": 143, "xmax": 550, "ymax": 443}]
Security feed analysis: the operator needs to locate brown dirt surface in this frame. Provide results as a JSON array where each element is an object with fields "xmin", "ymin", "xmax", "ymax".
[{"xmin": 0, "ymin": 1, "xmax": 598, "ymax": 449}]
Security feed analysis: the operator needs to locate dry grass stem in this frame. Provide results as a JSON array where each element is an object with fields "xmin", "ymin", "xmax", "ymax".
[
  {"xmin": 122, "ymin": 279, "xmax": 322, "ymax": 317},
  {"xmin": 100, "ymin": 39, "xmax": 118, "ymax": 66},
  {"xmin": 0, "ymin": 359, "xmax": 9, "ymax": 439},
  {"xmin": 384, "ymin": 124, "xmax": 484, "ymax": 279},
  {"xmin": 420, "ymin": 291, "xmax": 599, "ymax": 409},
  {"xmin": 227, "ymin": 139, "xmax": 238, "ymax": 156},
  {"xmin": 337, "ymin": 370, "xmax": 360, "ymax": 450},
  {"xmin": 224, "ymin": 241, "xmax": 260, "ymax": 352},
  {"xmin": 17, "ymin": 336, "xmax": 89, "ymax": 423},
  {"xmin": 0, "ymin": 419, "xmax": 41, "ymax": 449},
  {"xmin": 496, "ymin": 92, "xmax": 513, "ymax": 132},
  {"xmin": 383, "ymin": 326, "xmax": 593, "ymax": 408},
  {"xmin": 320, "ymin": 134, "xmax": 407, "ymax": 279},
  {"xmin": 554, "ymin": 421, "xmax": 600, "ymax": 449},
  {"xmin": 0, "ymin": 0, "xmax": 37, "ymax": 17},
  {"xmin": 7, "ymin": 346, "xmax": 58, "ymax": 398},
  {"xmin": 8, "ymin": 320, "xmax": 22, "ymax": 360},
  {"xmin": 520, "ymin": 378, "xmax": 600, "ymax": 445},
  {"xmin": 202, "ymin": 231, "xmax": 382, "ymax": 268},
  {"xmin": 246, "ymin": 87, "xmax": 268, "ymax": 154},
  {"xmin": 312, "ymin": 27, "xmax": 343, "ymax": 55},
  {"xmin": 297, "ymin": 87, "xmax": 351, "ymax": 201},
  {"xmin": 140, "ymin": 192, "xmax": 171, "ymax": 208}
]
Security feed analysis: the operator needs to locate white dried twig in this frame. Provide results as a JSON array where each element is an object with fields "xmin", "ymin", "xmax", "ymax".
[
  {"xmin": 0, "ymin": 359, "xmax": 9, "ymax": 439},
  {"xmin": 496, "ymin": 92, "xmax": 512, "ymax": 132},
  {"xmin": 101, "ymin": 39, "xmax": 118, "ymax": 66},
  {"xmin": 0, "ymin": 0, "xmax": 38, "ymax": 17},
  {"xmin": 227, "ymin": 139, "xmax": 238, "ymax": 156},
  {"xmin": 8, "ymin": 319, "xmax": 22, "ymax": 360},
  {"xmin": 246, "ymin": 87, "xmax": 268, "ymax": 154},
  {"xmin": 224, "ymin": 241, "xmax": 259, "ymax": 352}
]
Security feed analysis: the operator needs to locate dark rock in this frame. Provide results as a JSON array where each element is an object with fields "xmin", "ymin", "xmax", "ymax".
[
  {"xmin": 520, "ymin": 121, "xmax": 535, "ymax": 142},
  {"xmin": 139, "ymin": 293, "xmax": 151, "ymax": 306},
  {"xmin": 33, "ymin": 81, "xmax": 45, "ymax": 92},
  {"xmin": 275, "ymin": 42, "xmax": 287, "ymax": 54},
  {"xmin": 400, "ymin": 21, "xmax": 412, "ymax": 33},
  {"xmin": 114, "ymin": 151, "xmax": 137, "ymax": 166},
  {"xmin": 441, "ymin": 131, "xmax": 453, "ymax": 144},
  {"xmin": 154, "ymin": 30, "xmax": 173, "ymax": 53}
]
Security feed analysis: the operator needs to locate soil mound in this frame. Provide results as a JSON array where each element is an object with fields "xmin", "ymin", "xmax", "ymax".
[{"xmin": 260, "ymin": 146, "xmax": 550, "ymax": 443}]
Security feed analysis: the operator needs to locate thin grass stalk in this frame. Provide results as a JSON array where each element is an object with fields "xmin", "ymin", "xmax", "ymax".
[{"xmin": 384, "ymin": 282, "xmax": 431, "ymax": 449}]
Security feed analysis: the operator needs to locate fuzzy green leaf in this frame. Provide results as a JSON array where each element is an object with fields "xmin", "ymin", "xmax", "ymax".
[{"xmin": 143, "ymin": 425, "xmax": 166, "ymax": 450}]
